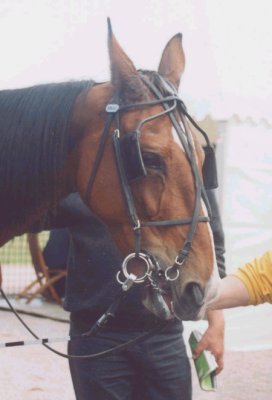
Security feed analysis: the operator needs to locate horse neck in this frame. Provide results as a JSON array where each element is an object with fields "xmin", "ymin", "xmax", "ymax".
[
  {"xmin": 0, "ymin": 82, "xmax": 100, "ymax": 245},
  {"xmin": 70, "ymin": 82, "xmax": 114, "ymax": 191},
  {"xmin": 0, "ymin": 189, "xmax": 67, "ymax": 247}
]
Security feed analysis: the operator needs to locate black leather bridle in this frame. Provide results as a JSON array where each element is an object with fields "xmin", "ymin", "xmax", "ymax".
[
  {"xmin": 0, "ymin": 73, "xmax": 218, "ymax": 361},
  {"xmin": 85, "ymin": 72, "xmax": 218, "ymax": 288}
]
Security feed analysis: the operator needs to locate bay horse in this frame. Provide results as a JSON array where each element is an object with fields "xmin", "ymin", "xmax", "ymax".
[{"xmin": 0, "ymin": 20, "xmax": 220, "ymax": 321}]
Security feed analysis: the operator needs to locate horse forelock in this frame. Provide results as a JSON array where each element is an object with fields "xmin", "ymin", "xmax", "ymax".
[
  {"xmin": 138, "ymin": 70, "xmax": 172, "ymax": 97},
  {"xmin": 0, "ymin": 80, "xmax": 95, "ymax": 231},
  {"xmin": 117, "ymin": 70, "xmax": 162, "ymax": 106}
]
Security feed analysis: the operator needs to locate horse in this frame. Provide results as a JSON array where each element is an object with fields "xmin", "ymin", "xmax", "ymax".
[{"xmin": 0, "ymin": 20, "xmax": 220, "ymax": 321}]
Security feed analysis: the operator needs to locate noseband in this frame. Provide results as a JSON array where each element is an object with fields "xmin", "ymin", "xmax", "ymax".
[{"xmin": 85, "ymin": 73, "xmax": 218, "ymax": 287}]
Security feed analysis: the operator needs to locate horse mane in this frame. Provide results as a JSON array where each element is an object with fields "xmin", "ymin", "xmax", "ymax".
[
  {"xmin": 0, "ymin": 80, "xmax": 95, "ymax": 230},
  {"xmin": 0, "ymin": 71, "xmax": 167, "ymax": 232}
]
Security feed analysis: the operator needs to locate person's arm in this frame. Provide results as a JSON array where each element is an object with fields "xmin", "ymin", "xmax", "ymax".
[
  {"xmin": 211, "ymin": 250, "xmax": 272, "ymax": 309},
  {"xmin": 193, "ymin": 189, "xmax": 226, "ymax": 374},
  {"xmin": 210, "ymin": 275, "xmax": 250, "ymax": 309}
]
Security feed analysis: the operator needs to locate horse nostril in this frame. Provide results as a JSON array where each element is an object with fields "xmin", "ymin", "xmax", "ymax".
[{"xmin": 184, "ymin": 282, "xmax": 204, "ymax": 307}]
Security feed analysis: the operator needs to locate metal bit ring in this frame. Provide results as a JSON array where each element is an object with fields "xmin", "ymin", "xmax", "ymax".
[
  {"xmin": 165, "ymin": 266, "xmax": 180, "ymax": 281},
  {"xmin": 121, "ymin": 252, "xmax": 153, "ymax": 283}
]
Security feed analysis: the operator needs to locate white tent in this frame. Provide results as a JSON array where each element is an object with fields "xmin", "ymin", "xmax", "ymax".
[
  {"xmin": 186, "ymin": 115, "xmax": 272, "ymax": 351},
  {"xmin": 214, "ymin": 116, "xmax": 272, "ymax": 351},
  {"xmin": 192, "ymin": 1, "xmax": 272, "ymax": 351},
  {"xmin": 1, "ymin": 0, "xmax": 271, "ymax": 350}
]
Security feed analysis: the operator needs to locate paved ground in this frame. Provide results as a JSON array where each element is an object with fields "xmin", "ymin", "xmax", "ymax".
[
  {"xmin": 0, "ymin": 306, "xmax": 271, "ymax": 400},
  {"xmin": 192, "ymin": 349, "xmax": 272, "ymax": 400}
]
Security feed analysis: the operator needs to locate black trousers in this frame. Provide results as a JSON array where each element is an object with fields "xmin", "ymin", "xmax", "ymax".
[{"xmin": 68, "ymin": 315, "xmax": 192, "ymax": 400}]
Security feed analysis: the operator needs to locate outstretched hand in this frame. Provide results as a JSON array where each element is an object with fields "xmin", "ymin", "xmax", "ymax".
[{"xmin": 192, "ymin": 310, "xmax": 225, "ymax": 374}]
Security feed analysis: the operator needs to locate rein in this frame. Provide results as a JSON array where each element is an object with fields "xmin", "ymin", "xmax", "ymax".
[{"xmin": 0, "ymin": 282, "xmax": 168, "ymax": 359}]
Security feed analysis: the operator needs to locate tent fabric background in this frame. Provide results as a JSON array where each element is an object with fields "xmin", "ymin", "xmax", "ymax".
[
  {"xmin": 219, "ymin": 118, "xmax": 272, "ymax": 350},
  {"xmin": 185, "ymin": 119, "xmax": 272, "ymax": 351}
]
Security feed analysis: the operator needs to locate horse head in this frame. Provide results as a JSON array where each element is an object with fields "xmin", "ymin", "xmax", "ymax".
[{"xmin": 71, "ymin": 21, "xmax": 220, "ymax": 321}]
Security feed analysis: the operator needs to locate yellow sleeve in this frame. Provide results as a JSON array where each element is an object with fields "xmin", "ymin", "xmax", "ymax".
[{"xmin": 233, "ymin": 250, "xmax": 272, "ymax": 305}]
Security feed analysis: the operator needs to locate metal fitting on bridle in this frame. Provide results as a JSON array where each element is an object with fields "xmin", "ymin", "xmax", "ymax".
[{"xmin": 116, "ymin": 252, "xmax": 154, "ymax": 286}]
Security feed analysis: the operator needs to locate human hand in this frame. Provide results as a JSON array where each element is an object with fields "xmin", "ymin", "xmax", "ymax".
[{"xmin": 192, "ymin": 310, "xmax": 225, "ymax": 374}]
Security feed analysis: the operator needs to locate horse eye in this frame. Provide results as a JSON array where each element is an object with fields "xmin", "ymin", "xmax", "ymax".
[{"xmin": 142, "ymin": 152, "xmax": 166, "ymax": 173}]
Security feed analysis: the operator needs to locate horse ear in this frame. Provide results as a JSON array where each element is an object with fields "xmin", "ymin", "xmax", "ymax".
[
  {"xmin": 107, "ymin": 18, "xmax": 145, "ymax": 100},
  {"xmin": 158, "ymin": 33, "xmax": 185, "ymax": 90}
]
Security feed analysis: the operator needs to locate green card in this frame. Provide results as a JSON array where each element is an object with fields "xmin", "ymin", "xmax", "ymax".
[{"xmin": 189, "ymin": 330, "xmax": 218, "ymax": 391}]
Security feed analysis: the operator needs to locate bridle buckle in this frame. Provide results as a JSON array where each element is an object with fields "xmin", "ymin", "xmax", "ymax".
[{"xmin": 174, "ymin": 256, "xmax": 185, "ymax": 267}]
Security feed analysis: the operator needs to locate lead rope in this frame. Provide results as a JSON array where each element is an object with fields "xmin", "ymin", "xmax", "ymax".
[{"xmin": 0, "ymin": 278, "xmax": 168, "ymax": 359}]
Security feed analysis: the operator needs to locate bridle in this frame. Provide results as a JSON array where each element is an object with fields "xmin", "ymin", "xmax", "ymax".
[
  {"xmin": 0, "ymin": 72, "xmax": 218, "ymax": 361},
  {"xmin": 85, "ymin": 72, "xmax": 218, "ymax": 289}
]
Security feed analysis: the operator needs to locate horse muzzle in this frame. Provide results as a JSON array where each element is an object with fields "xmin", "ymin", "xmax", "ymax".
[
  {"xmin": 142, "ymin": 279, "xmax": 205, "ymax": 321},
  {"xmin": 141, "ymin": 258, "xmax": 207, "ymax": 321},
  {"xmin": 170, "ymin": 281, "xmax": 205, "ymax": 321},
  {"xmin": 116, "ymin": 251, "xmax": 210, "ymax": 322}
]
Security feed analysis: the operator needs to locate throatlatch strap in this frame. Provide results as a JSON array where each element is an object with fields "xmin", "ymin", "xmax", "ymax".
[{"xmin": 84, "ymin": 112, "xmax": 115, "ymax": 203}]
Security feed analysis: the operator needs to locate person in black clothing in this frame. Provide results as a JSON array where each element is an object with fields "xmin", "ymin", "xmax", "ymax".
[
  {"xmin": 42, "ymin": 228, "xmax": 70, "ymax": 298},
  {"xmin": 35, "ymin": 190, "xmax": 225, "ymax": 400}
]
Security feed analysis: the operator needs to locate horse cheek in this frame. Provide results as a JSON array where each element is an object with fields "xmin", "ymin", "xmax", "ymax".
[{"xmin": 135, "ymin": 176, "xmax": 164, "ymax": 218}]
